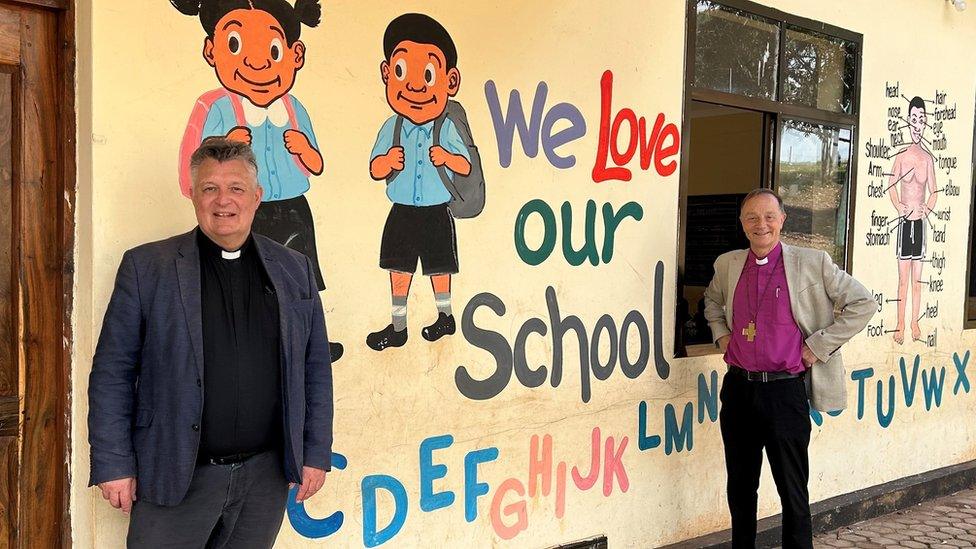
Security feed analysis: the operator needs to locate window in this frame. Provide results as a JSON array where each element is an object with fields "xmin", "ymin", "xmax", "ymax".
[
  {"xmin": 677, "ymin": 0, "xmax": 862, "ymax": 356},
  {"xmin": 778, "ymin": 119, "xmax": 852, "ymax": 266},
  {"xmin": 693, "ymin": 3, "xmax": 779, "ymax": 99},
  {"xmin": 782, "ymin": 27, "xmax": 857, "ymax": 114}
]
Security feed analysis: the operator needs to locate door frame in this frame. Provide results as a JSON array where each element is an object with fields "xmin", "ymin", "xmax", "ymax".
[{"xmin": 0, "ymin": 0, "xmax": 74, "ymax": 546}]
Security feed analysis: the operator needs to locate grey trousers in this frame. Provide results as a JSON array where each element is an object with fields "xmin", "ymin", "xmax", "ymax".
[{"xmin": 127, "ymin": 451, "xmax": 289, "ymax": 549}]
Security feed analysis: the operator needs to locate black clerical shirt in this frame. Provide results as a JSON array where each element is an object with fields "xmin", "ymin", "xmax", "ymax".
[{"xmin": 197, "ymin": 230, "xmax": 282, "ymax": 459}]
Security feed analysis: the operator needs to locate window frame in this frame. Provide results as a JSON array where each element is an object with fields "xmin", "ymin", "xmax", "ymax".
[
  {"xmin": 676, "ymin": 0, "xmax": 863, "ymax": 356},
  {"xmin": 965, "ymin": 91, "xmax": 976, "ymax": 330}
]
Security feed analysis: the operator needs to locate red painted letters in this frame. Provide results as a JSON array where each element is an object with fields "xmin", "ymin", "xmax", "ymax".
[{"xmin": 592, "ymin": 70, "xmax": 681, "ymax": 182}]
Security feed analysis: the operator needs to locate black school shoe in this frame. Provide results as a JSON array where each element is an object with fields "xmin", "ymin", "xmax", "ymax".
[
  {"xmin": 329, "ymin": 341, "xmax": 344, "ymax": 363},
  {"xmin": 366, "ymin": 324, "xmax": 408, "ymax": 351},
  {"xmin": 422, "ymin": 313, "xmax": 456, "ymax": 342}
]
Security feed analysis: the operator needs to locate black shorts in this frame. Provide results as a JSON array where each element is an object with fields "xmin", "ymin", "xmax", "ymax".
[
  {"xmin": 380, "ymin": 203, "xmax": 458, "ymax": 275},
  {"xmin": 896, "ymin": 218, "xmax": 925, "ymax": 260},
  {"xmin": 252, "ymin": 195, "xmax": 326, "ymax": 290}
]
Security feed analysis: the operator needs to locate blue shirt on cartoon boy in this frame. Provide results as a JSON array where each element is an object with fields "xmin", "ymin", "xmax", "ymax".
[{"xmin": 370, "ymin": 115, "xmax": 470, "ymax": 206}]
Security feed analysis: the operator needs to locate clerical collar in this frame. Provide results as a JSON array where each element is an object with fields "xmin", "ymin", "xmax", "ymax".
[
  {"xmin": 197, "ymin": 229, "xmax": 252, "ymax": 260},
  {"xmin": 750, "ymin": 242, "xmax": 782, "ymax": 266}
]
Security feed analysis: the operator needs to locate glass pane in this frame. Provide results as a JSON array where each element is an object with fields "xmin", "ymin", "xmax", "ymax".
[
  {"xmin": 684, "ymin": 102, "xmax": 759, "ymax": 287},
  {"xmin": 777, "ymin": 119, "xmax": 851, "ymax": 267},
  {"xmin": 782, "ymin": 26, "xmax": 857, "ymax": 114},
  {"xmin": 694, "ymin": 0, "xmax": 779, "ymax": 100}
]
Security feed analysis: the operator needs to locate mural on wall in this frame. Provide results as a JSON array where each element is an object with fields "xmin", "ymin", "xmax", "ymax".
[
  {"xmin": 366, "ymin": 13, "xmax": 485, "ymax": 352},
  {"xmin": 280, "ymin": 69, "xmax": 973, "ymax": 545},
  {"xmin": 145, "ymin": 5, "xmax": 974, "ymax": 547},
  {"xmin": 285, "ymin": 348, "xmax": 972, "ymax": 546},
  {"xmin": 455, "ymin": 69, "xmax": 681, "ymax": 403},
  {"xmin": 171, "ymin": 0, "xmax": 343, "ymax": 359},
  {"xmin": 863, "ymin": 83, "xmax": 961, "ymax": 348}
]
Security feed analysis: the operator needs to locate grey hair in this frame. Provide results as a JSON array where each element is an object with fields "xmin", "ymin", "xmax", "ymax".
[
  {"xmin": 741, "ymin": 188, "xmax": 785, "ymax": 214},
  {"xmin": 189, "ymin": 137, "xmax": 260, "ymax": 188}
]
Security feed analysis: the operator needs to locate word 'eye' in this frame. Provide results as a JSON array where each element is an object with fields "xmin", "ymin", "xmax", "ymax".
[
  {"xmin": 394, "ymin": 59, "xmax": 406, "ymax": 81},
  {"xmin": 424, "ymin": 63, "xmax": 436, "ymax": 86},
  {"xmin": 270, "ymin": 38, "xmax": 283, "ymax": 62},
  {"xmin": 228, "ymin": 31, "xmax": 242, "ymax": 55}
]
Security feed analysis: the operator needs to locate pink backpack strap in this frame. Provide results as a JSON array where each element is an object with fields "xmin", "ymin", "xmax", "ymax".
[
  {"xmin": 179, "ymin": 88, "xmax": 233, "ymax": 198},
  {"xmin": 281, "ymin": 94, "xmax": 312, "ymax": 177},
  {"xmin": 225, "ymin": 91, "xmax": 246, "ymax": 127}
]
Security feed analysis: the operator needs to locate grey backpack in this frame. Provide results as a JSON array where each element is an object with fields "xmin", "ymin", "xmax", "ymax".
[{"xmin": 387, "ymin": 100, "xmax": 486, "ymax": 218}]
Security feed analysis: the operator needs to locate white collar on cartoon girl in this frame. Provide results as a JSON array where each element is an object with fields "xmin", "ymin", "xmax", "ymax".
[{"xmin": 242, "ymin": 97, "xmax": 289, "ymax": 128}]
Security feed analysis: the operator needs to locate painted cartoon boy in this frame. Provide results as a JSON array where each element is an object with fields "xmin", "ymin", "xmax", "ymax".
[
  {"xmin": 367, "ymin": 13, "xmax": 471, "ymax": 351},
  {"xmin": 173, "ymin": 0, "xmax": 342, "ymax": 359}
]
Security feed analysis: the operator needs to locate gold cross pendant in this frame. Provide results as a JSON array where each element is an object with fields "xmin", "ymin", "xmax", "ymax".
[{"xmin": 742, "ymin": 321, "xmax": 757, "ymax": 342}]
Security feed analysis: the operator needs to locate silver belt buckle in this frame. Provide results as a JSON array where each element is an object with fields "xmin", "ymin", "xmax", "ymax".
[{"xmin": 761, "ymin": 371, "xmax": 768, "ymax": 382}]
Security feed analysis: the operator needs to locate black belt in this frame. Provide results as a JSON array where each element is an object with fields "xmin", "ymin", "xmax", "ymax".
[
  {"xmin": 200, "ymin": 451, "xmax": 261, "ymax": 466},
  {"xmin": 728, "ymin": 364, "xmax": 803, "ymax": 383}
]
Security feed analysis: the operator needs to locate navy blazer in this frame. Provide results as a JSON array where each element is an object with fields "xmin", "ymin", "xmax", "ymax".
[{"xmin": 88, "ymin": 229, "xmax": 333, "ymax": 506}]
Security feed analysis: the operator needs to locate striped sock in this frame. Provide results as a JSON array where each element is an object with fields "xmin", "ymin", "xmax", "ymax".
[
  {"xmin": 434, "ymin": 292, "xmax": 452, "ymax": 316},
  {"xmin": 392, "ymin": 296, "xmax": 407, "ymax": 331}
]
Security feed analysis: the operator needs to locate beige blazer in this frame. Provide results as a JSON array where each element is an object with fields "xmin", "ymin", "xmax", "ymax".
[{"xmin": 703, "ymin": 243, "xmax": 875, "ymax": 412}]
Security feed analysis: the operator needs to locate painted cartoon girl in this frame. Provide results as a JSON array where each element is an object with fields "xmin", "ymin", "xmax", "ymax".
[{"xmin": 172, "ymin": 0, "xmax": 342, "ymax": 360}]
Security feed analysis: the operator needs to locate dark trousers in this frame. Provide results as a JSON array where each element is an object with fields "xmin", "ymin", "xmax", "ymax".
[
  {"xmin": 127, "ymin": 451, "xmax": 288, "ymax": 549},
  {"xmin": 719, "ymin": 371, "xmax": 813, "ymax": 549}
]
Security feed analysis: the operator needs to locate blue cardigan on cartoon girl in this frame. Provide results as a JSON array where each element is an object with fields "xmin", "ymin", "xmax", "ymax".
[{"xmin": 199, "ymin": 92, "xmax": 320, "ymax": 201}]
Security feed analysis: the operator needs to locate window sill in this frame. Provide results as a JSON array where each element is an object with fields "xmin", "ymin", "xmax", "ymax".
[{"xmin": 684, "ymin": 343, "xmax": 723, "ymax": 358}]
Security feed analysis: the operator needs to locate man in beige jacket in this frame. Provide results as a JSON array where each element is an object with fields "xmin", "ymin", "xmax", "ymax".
[{"xmin": 704, "ymin": 189, "xmax": 874, "ymax": 548}]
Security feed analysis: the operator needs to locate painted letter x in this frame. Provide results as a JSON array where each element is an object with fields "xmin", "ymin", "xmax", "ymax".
[{"xmin": 953, "ymin": 351, "xmax": 970, "ymax": 395}]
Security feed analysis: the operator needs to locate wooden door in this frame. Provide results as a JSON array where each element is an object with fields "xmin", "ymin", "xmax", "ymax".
[{"xmin": 0, "ymin": 1, "xmax": 73, "ymax": 547}]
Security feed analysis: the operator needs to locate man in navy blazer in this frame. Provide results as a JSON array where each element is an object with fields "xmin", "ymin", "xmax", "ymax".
[{"xmin": 88, "ymin": 138, "xmax": 333, "ymax": 547}]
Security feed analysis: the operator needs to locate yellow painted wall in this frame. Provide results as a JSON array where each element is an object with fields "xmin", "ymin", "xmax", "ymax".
[{"xmin": 70, "ymin": 1, "xmax": 976, "ymax": 547}]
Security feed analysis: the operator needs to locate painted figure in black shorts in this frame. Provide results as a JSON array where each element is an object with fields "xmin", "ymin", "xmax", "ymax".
[
  {"xmin": 173, "ymin": 0, "xmax": 343, "ymax": 361},
  {"xmin": 887, "ymin": 96, "xmax": 938, "ymax": 344},
  {"xmin": 367, "ymin": 14, "xmax": 471, "ymax": 350}
]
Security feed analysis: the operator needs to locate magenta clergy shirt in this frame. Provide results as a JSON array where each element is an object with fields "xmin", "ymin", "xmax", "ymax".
[{"xmin": 724, "ymin": 243, "xmax": 805, "ymax": 374}]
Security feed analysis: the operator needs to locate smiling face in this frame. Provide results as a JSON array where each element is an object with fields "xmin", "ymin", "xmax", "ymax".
[
  {"xmin": 909, "ymin": 105, "xmax": 927, "ymax": 144},
  {"xmin": 739, "ymin": 193, "xmax": 786, "ymax": 257},
  {"xmin": 192, "ymin": 158, "xmax": 263, "ymax": 250},
  {"xmin": 204, "ymin": 8, "xmax": 304, "ymax": 108},
  {"xmin": 381, "ymin": 40, "xmax": 460, "ymax": 125}
]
